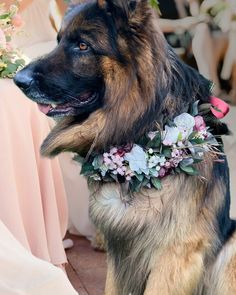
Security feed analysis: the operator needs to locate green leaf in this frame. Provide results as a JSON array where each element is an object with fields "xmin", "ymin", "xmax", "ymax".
[
  {"xmin": 147, "ymin": 132, "xmax": 161, "ymax": 148},
  {"xmin": 151, "ymin": 178, "xmax": 162, "ymax": 190},
  {"xmin": 0, "ymin": 13, "xmax": 11, "ymax": 20},
  {"xmin": 191, "ymin": 100, "xmax": 199, "ymax": 116},
  {"xmin": 130, "ymin": 178, "xmax": 143, "ymax": 192},
  {"xmin": 163, "ymin": 147, "xmax": 172, "ymax": 158},
  {"xmin": 142, "ymin": 178, "xmax": 150, "ymax": 187},
  {"xmin": 15, "ymin": 59, "xmax": 25, "ymax": 66},
  {"xmin": 135, "ymin": 173, "xmax": 144, "ymax": 182},
  {"xmin": 80, "ymin": 162, "xmax": 94, "ymax": 176},
  {"xmin": 149, "ymin": 0, "xmax": 161, "ymax": 14},
  {"xmin": 179, "ymin": 164, "xmax": 199, "ymax": 176},
  {"xmin": 181, "ymin": 158, "xmax": 194, "ymax": 167},
  {"xmin": 193, "ymin": 158, "xmax": 203, "ymax": 164},
  {"xmin": 188, "ymin": 131, "xmax": 198, "ymax": 140},
  {"xmin": 175, "ymin": 167, "xmax": 181, "ymax": 173},
  {"xmin": 7, "ymin": 63, "xmax": 18, "ymax": 72},
  {"xmin": 190, "ymin": 138, "xmax": 205, "ymax": 144}
]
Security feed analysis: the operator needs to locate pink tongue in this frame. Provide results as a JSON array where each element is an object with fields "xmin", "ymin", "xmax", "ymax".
[{"xmin": 37, "ymin": 104, "xmax": 51, "ymax": 114}]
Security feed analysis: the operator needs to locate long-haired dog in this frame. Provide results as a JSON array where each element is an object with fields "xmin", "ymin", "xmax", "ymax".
[{"xmin": 14, "ymin": 1, "xmax": 236, "ymax": 294}]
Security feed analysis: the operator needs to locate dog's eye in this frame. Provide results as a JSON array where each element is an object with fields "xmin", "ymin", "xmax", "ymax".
[{"xmin": 78, "ymin": 42, "xmax": 89, "ymax": 51}]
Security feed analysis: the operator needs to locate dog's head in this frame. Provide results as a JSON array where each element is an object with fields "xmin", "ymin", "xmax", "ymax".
[
  {"xmin": 14, "ymin": 0, "xmax": 159, "ymax": 117},
  {"xmin": 14, "ymin": 0, "xmax": 212, "ymax": 156}
]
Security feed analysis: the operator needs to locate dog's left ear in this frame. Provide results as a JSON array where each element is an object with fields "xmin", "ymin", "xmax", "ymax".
[{"xmin": 97, "ymin": 0, "xmax": 149, "ymax": 20}]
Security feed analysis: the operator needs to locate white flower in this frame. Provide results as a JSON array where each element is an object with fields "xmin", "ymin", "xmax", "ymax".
[
  {"xmin": 163, "ymin": 126, "xmax": 179, "ymax": 146},
  {"xmin": 159, "ymin": 156, "xmax": 166, "ymax": 166},
  {"xmin": 148, "ymin": 155, "xmax": 160, "ymax": 168},
  {"xmin": 174, "ymin": 113, "xmax": 195, "ymax": 140},
  {"xmin": 124, "ymin": 144, "xmax": 147, "ymax": 173}
]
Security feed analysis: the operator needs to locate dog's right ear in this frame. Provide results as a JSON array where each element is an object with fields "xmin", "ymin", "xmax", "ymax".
[
  {"xmin": 97, "ymin": 0, "xmax": 150, "ymax": 20},
  {"xmin": 97, "ymin": 0, "xmax": 129, "ymax": 18}
]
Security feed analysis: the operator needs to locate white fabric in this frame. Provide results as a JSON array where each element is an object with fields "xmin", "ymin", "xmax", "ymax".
[
  {"xmin": 59, "ymin": 153, "xmax": 96, "ymax": 240},
  {"xmin": 0, "ymin": 221, "xmax": 78, "ymax": 295}
]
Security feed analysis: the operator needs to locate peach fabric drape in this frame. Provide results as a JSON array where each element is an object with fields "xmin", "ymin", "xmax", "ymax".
[
  {"xmin": 0, "ymin": 221, "xmax": 77, "ymax": 295},
  {"xmin": 0, "ymin": 0, "xmax": 68, "ymax": 266}
]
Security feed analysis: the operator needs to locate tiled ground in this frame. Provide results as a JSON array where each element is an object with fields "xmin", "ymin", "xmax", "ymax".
[{"xmin": 66, "ymin": 235, "xmax": 106, "ymax": 295}]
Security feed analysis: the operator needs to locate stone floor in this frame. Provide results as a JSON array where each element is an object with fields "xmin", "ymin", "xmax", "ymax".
[{"xmin": 66, "ymin": 235, "xmax": 106, "ymax": 295}]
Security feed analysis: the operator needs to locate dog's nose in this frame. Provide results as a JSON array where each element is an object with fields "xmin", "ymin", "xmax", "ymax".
[{"xmin": 14, "ymin": 68, "xmax": 34, "ymax": 91}]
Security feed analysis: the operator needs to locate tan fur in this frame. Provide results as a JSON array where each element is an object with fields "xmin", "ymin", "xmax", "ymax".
[
  {"xmin": 88, "ymin": 154, "xmax": 236, "ymax": 294},
  {"xmin": 105, "ymin": 259, "xmax": 119, "ymax": 295},
  {"xmin": 41, "ymin": 110, "xmax": 106, "ymax": 156},
  {"xmin": 206, "ymin": 232, "xmax": 236, "ymax": 295}
]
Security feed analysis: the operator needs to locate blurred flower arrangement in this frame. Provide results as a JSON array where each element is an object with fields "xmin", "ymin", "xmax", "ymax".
[
  {"xmin": 77, "ymin": 100, "xmax": 224, "ymax": 193},
  {"xmin": 0, "ymin": 0, "xmax": 25, "ymax": 78},
  {"xmin": 201, "ymin": 0, "xmax": 236, "ymax": 32}
]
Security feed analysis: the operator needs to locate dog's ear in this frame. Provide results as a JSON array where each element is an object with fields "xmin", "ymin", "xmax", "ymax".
[{"xmin": 97, "ymin": 0, "xmax": 150, "ymax": 20}]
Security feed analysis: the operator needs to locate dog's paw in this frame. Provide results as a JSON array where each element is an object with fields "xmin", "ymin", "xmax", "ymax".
[{"xmin": 91, "ymin": 230, "xmax": 106, "ymax": 252}]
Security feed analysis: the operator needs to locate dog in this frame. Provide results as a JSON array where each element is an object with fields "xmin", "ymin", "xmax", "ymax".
[{"xmin": 14, "ymin": 1, "xmax": 236, "ymax": 294}]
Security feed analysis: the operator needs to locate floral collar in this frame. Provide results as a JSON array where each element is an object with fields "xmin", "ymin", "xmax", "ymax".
[{"xmin": 75, "ymin": 97, "xmax": 229, "ymax": 192}]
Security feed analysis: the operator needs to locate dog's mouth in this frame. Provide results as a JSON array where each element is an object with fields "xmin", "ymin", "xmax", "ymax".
[{"xmin": 37, "ymin": 91, "xmax": 98, "ymax": 117}]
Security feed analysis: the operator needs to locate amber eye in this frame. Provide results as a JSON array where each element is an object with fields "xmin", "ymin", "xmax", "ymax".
[{"xmin": 79, "ymin": 42, "xmax": 88, "ymax": 51}]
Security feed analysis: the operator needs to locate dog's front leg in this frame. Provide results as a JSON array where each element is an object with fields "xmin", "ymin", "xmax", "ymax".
[
  {"xmin": 144, "ymin": 242, "xmax": 205, "ymax": 295},
  {"xmin": 104, "ymin": 257, "xmax": 119, "ymax": 295}
]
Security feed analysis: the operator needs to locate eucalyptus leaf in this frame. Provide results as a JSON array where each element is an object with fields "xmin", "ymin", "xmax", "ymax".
[
  {"xmin": 151, "ymin": 178, "xmax": 162, "ymax": 190},
  {"xmin": 163, "ymin": 147, "xmax": 172, "ymax": 158},
  {"xmin": 191, "ymin": 100, "xmax": 199, "ymax": 116},
  {"xmin": 181, "ymin": 158, "xmax": 194, "ymax": 167},
  {"xmin": 136, "ymin": 173, "xmax": 144, "ymax": 182},
  {"xmin": 80, "ymin": 163, "xmax": 94, "ymax": 176},
  {"xmin": 179, "ymin": 164, "xmax": 199, "ymax": 176},
  {"xmin": 146, "ymin": 132, "xmax": 161, "ymax": 148}
]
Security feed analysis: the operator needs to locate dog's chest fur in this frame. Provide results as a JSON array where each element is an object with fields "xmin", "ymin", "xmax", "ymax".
[{"xmin": 89, "ymin": 161, "xmax": 226, "ymax": 295}]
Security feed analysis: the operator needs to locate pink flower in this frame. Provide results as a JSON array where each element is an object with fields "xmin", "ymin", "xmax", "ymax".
[
  {"xmin": 0, "ymin": 28, "xmax": 6, "ymax": 49},
  {"xmin": 117, "ymin": 148, "xmax": 125, "ymax": 157},
  {"xmin": 117, "ymin": 168, "xmax": 125, "ymax": 176},
  {"xmin": 164, "ymin": 161, "xmax": 171, "ymax": 169},
  {"xmin": 11, "ymin": 14, "xmax": 24, "ymax": 28},
  {"xmin": 194, "ymin": 116, "xmax": 206, "ymax": 132},
  {"xmin": 159, "ymin": 168, "xmax": 166, "ymax": 178}
]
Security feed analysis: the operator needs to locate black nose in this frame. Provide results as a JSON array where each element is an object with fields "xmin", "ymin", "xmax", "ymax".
[{"xmin": 14, "ymin": 68, "xmax": 34, "ymax": 91}]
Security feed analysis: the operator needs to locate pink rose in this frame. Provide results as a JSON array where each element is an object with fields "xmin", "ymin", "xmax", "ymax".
[
  {"xmin": 11, "ymin": 14, "xmax": 24, "ymax": 28},
  {"xmin": 194, "ymin": 116, "xmax": 206, "ymax": 132},
  {"xmin": 0, "ymin": 28, "xmax": 6, "ymax": 49}
]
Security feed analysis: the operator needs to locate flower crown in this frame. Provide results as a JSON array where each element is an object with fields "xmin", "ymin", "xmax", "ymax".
[
  {"xmin": 0, "ymin": 1, "xmax": 25, "ymax": 78},
  {"xmin": 75, "ymin": 97, "xmax": 229, "ymax": 193}
]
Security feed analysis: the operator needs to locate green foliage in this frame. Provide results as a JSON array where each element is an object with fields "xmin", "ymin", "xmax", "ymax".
[{"xmin": 149, "ymin": 0, "xmax": 160, "ymax": 14}]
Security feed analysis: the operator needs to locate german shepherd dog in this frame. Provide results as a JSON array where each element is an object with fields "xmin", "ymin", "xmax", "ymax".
[{"xmin": 14, "ymin": 0, "xmax": 236, "ymax": 294}]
